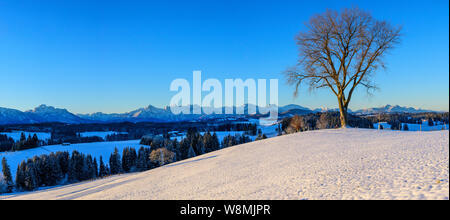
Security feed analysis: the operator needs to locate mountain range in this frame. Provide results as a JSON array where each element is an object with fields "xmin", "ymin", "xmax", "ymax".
[{"xmin": 0, "ymin": 104, "xmax": 439, "ymax": 125}]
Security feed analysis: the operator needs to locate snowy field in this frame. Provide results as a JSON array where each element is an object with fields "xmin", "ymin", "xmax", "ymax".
[
  {"xmin": 0, "ymin": 140, "xmax": 142, "ymax": 178},
  {"xmin": 78, "ymin": 131, "xmax": 128, "ymax": 139},
  {"xmin": 1, "ymin": 128, "xmax": 448, "ymax": 200},
  {"xmin": 0, "ymin": 131, "xmax": 51, "ymax": 141}
]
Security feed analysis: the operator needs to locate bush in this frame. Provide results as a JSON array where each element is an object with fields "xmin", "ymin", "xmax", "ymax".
[
  {"xmin": 282, "ymin": 112, "xmax": 374, "ymax": 133},
  {"xmin": 149, "ymin": 148, "xmax": 175, "ymax": 167}
]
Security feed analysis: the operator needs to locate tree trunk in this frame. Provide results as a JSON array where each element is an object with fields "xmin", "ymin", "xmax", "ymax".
[
  {"xmin": 339, "ymin": 109, "xmax": 348, "ymax": 128},
  {"xmin": 338, "ymin": 97, "xmax": 348, "ymax": 128}
]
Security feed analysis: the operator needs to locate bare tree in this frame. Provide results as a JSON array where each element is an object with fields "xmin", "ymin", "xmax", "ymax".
[{"xmin": 285, "ymin": 8, "xmax": 401, "ymax": 127}]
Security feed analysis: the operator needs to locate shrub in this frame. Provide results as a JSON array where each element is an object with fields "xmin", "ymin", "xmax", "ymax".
[{"xmin": 149, "ymin": 148, "xmax": 175, "ymax": 167}]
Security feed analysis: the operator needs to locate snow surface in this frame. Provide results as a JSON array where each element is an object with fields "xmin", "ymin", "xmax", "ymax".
[
  {"xmin": 78, "ymin": 131, "xmax": 128, "ymax": 139},
  {"xmin": 1, "ymin": 129, "xmax": 448, "ymax": 200}
]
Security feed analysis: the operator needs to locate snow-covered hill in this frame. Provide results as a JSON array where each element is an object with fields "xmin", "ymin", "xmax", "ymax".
[{"xmin": 2, "ymin": 129, "xmax": 448, "ymax": 200}]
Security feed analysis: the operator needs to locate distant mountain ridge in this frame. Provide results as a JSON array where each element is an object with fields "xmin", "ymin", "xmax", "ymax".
[
  {"xmin": 0, "ymin": 104, "xmax": 440, "ymax": 125},
  {"xmin": 0, "ymin": 105, "xmax": 90, "ymax": 125},
  {"xmin": 352, "ymin": 104, "xmax": 434, "ymax": 115}
]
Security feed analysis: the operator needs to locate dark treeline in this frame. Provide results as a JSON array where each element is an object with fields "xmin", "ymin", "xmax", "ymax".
[
  {"xmin": 0, "ymin": 135, "xmax": 15, "ymax": 152},
  {"xmin": 8, "ymin": 148, "xmax": 127, "ymax": 192},
  {"xmin": 364, "ymin": 112, "xmax": 449, "ymax": 126},
  {"xmin": 140, "ymin": 128, "xmax": 253, "ymax": 161},
  {"xmin": 282, "ymin": 112, "xmax": 374, "ymax": 133},
  {"xmin": 210, "ymin": 123, "xmax": 258, "ymax": 135},
  {"xmin": 0, "ymin": 121, "xmax": 258, "ymax": 152},
  {"xmin": 0, "ymin": 133, "xmax": 41, "ymax": 152}
]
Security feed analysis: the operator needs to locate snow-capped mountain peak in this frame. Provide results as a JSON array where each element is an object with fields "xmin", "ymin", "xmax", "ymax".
[
  {"xmin": 353, "ymin": 104, "xmax": 431, "ymax": 115},
  {"xmin": 0, "ymin": 104, "xmax": 441, "ymax": 125}
]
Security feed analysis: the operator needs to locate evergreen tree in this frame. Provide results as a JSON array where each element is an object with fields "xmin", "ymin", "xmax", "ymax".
[
  {"xmin": 187, "ymin": 146, "xmax": 196, "ymax": 159},
  {"xmin": 15, "ymin": 161, "xmax": 26, "ymax": 190},
  {"xmin": 122, "ymin": 147, "xmax": 137, "ymax": 173},
  {"xmin": 19, "ymin": 132, "xmax": 26, "ymax": 143},
  {"xmin": 85, "ymin": 155, "xmax": 95, "ymax": 180},
  {"xmin": 93, "ymin": 158, "xmax": 98, "ymax": 178},
  {"xmin": 45, "ymin": 153, "xmax": 62, "ymax": 186},
  {"xmin": 1, "ymin": 158, "xmax": 13, "ymax": 192},
  {"xmin": 56, "ymin": 151, "xmax": 70, "ymax": 176},
  {"xmin": 403, "ymin": 123, "xmax": 409, "ymax": 131},
  {"xmin": 212, "ymin": 133, "xmax": 220, "ymax": 150},
  {"xmin": 428, "ymin": 118, "xmax": 434, "ymax": 126},
  {"xmin": 99, "ymin": 156, "xmax": 108, "ymax": 177},
  {"xmin": 32, "ymin": 134, "xmax": 39, "ymax": 146},
  {"xmin": 137, "ymin": 147, "xmax": 150, "ymax": 171},
  {"xmin": 109, "ymin": 147, "xmax": 122, "ymax": 175},
  {"xmin": 68, "ymin": 151, "xmax": 85, "ymax": 182},
  {"xmin": 23, "ymin": 161, "xmax": 38, "ymax": 191}
]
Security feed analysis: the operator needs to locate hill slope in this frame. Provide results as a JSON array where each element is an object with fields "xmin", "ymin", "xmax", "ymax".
[{"xmin": 1, "ymin": 129, "xmax": 448, "ymax": 200}]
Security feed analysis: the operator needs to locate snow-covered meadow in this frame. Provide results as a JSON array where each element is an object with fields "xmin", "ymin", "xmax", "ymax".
[
  {"xmin": 78, "ymin": 131, "xmax": 128, "ymax": 139},
  {"xmin": 1, "ymin": 128, "xmax": 448, "ymax": 200}
]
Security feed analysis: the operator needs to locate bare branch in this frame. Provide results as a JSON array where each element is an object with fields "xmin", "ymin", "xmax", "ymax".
[{"xmin": 284, "ymin": 7, "xmax": 401, "ymax": 127}]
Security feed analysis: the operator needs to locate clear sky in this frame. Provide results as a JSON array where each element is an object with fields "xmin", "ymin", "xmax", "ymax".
[{"xmin": 0, "ymin": 0, "xmax": 448, "ymax": 114}]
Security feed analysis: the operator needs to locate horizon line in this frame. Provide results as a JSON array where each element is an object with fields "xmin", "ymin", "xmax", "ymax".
[{"xmin": 1, "ymin": 103, "xmax": 448, "ymax": 115}]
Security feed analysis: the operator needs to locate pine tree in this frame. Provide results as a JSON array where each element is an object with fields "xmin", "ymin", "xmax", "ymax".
[
  {"xmin": 19, "ymin": 132, "xmax": 26, "ymax": 143},
  {"xmin": 187, "ymin": 146, "xmax": 196, "ymax": 159},
  {"xmin": 122, "ymin": 147, "xmax": 137, "ymax": 173},
  {"xmin": 99, "ymin": 156, "xmax": 108, "ymax": 177},
  {"xmin": 68, "ymin": 151, "xmax": 85, "ymax": 182},
  {"xmin": 137, "ymin": 147, "xmax": 149, "ymax": 171},
  {"xmin": 32, "ymin": 134, "xmax": 39, "ymax": 147},
  {"xmin": 23, "ymin": 161, "xmax": 38, "ymax": 191},
  {"xmin": 15, "ymin": 161, "xmax": 26, "ymax": 190},
  {"xmin": 109, "ymin": 147, "xmax": 122, "ymax": 175},
  {"xmin": 428, "ymin": 118, "xmax": 434, "ymax": 126},
  {"xmin": 46, "ymin": 153, "xmax": 62, "ymax": 186},
  {"xmin": 1, "ymin": 158, "xmax": 13, "ymax": 192},
  {"xmin": 212, "ymin": 133, "xmax": 220, "ymax": 150},
  {"xmin": 56, "ymin": 151, "xmax": 70, "ymax": 177},
  {"xmin": 403, "ymin": 123, "xmax": 409, "ymax": 131},
  {"xmin": 93, "ymin": 158, "xmax": 98, "ymax": 178},
  {"xmin": 85, "ymin": 155, "xmax": 95, "ymax": 180}
]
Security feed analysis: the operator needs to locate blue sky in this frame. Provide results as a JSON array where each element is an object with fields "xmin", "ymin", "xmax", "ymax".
[{"xmin": 0, "ymin": 0, "xmax": 448, "ymax": 114}]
